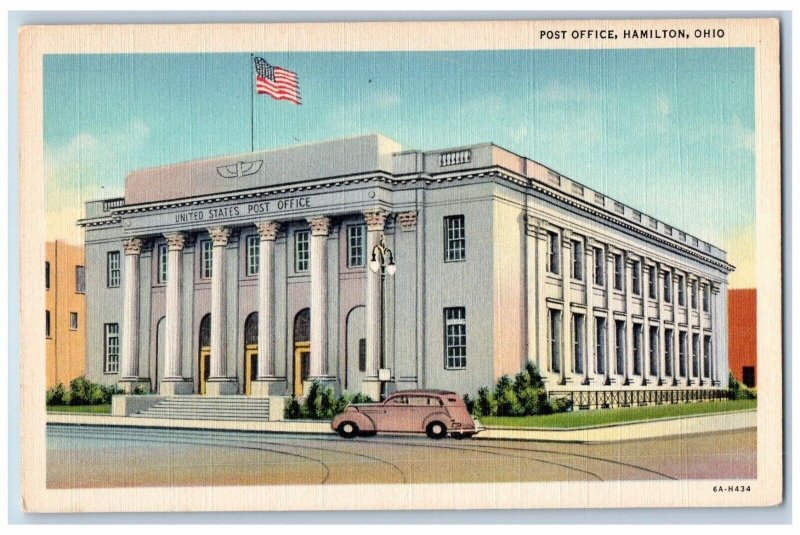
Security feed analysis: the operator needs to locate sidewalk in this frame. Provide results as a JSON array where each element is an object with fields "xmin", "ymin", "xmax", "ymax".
[{"xmin": 46, "ymin": 408, "xmax": 756, "ymax": 442}]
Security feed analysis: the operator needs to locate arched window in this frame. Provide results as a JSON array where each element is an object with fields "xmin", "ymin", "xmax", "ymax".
[
  {"xmin": 293, "ymin": 308, "xmax": 310, "ymax": 344},
  {"xmin": 244, "ymin": 312, "xmax": 258, "ymax": 346},
  {"xmin": 199, "ymin": 314, "xmax": 211, "ymax": 348}
]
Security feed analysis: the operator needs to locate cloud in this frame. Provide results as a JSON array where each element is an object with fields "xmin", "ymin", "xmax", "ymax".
[{"xmin": 45, "ymin": 119, "xmax": 150, "ymax": 243}]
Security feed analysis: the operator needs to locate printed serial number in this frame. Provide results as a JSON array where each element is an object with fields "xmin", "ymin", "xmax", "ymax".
[{"xmin": 713, "ymin": 485, "xmax": 751, "ymax": 493}]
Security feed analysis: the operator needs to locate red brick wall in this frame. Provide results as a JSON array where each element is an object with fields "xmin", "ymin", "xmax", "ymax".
[{"xmin": 728, "ymin": 289, "xmax": 756, "ymax": 386}]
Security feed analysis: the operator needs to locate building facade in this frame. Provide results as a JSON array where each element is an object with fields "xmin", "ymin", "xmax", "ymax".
[
  {"xmin": 45, "ymin": 241, "xmax": 86, "ymax": 388},
  {"xmin": 728, "ymin": 288, "xmax": 756, "ymax": 387},
  {"xmin": 79, "ymin": 134, "xmax": 733, "ymax": 399}
]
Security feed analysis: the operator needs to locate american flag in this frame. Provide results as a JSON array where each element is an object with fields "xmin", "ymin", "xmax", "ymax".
[{"xmin": 253, "ymin": 57, "xmax": 301, "ymax": 105}]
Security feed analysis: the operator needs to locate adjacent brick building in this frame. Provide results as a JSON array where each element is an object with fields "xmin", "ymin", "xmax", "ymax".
[
  {"xmin": 728, "ymin": 288, "xmax": 757, "ymax": 387},
  {"xmin": 45, "ymin": 241, "xmax": 87, "ymax": 387}
]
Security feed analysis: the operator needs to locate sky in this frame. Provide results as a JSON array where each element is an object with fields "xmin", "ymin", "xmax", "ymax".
[{"xmin": 44, "ymin": 48, "xmax": 755, "ymax": 287}]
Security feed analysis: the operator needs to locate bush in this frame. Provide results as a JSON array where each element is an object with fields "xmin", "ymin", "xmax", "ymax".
[
  {"xmin": 475, "ymin": 386, "xmax": 497, "ymax": 417},
  {"xmin": 46, "ymin": 383, "xmax": 68, "ymax": 406},
  {"xmin": 472, "ymin": 362, "xmax": 562, "ymax": 417},
  {"xmin": 728, "ymin": 370, "xmax": 757, "ymax": 400},
  {"xmin": 549, "ymin": 396, "xmax": 573, "ymax": 413},
  {"xmin": 69, "ymin": 376, "xmax": 108, "ymax": 405},
  {"xmin": 284, "ymin": 381, "xmax": 375, "ymax": 420}
]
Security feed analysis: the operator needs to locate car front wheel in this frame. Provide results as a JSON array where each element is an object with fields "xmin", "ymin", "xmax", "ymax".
[
  {"xmin": 426, "ymin": 421, "xmax": 447, "ymax": 439},
  {"xmin": 337, "ymin": 421, "xmax": 359, "ymax": 439}
]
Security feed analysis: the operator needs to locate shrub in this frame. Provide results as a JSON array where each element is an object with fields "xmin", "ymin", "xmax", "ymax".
[
  {"xmin": 728, "ymin": 370, "xmax": 757, "ymax": 400},
  {"xmin": 495, "ymin": 375, "xmax": 524, "ymax": 416},
  {"xmin": 462, "ymin": 394, "xmax": 475, "ymax": 415},
  {"xmin": 69, "ymin": 376, "xmax": 107, "ymax": 405},
  {"xmin": 46, "ymin": 383, "xmax": 68, "ymax": 406},
  {"xmin": 549, "ymin": 396, "xmax": 573, "ymax": 413},
  {"xmin": 283, "ymin": 381, "xmax": 375, "ymax": 420},
  {"xmin": 476, "ymin": 386, "xmax": 498, "ymax": 417}
]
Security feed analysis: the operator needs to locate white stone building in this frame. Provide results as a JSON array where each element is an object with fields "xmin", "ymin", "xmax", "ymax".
[{"xmin": 79, "ymin": 134, "xmax": 733, "ymax": 402}]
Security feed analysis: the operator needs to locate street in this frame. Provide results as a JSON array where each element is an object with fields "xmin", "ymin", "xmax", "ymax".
[{"xmin": 46, "ymin": 424, "xmax": 756, "ymax": 488}]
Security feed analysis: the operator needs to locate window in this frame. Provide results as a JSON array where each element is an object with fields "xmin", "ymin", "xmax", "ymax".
[
  {"xmin": 593, "ymin": 247, "xmax": 604, "ymax": 285},
  {"xmin": 649, "ymin": 326, "xmax": 659, "ymax": 376},
  {"xmin": 690, "ymin": 280, "xmax": 698, "ymax": 308},
  {"xmin": 647, "ymin": 266, "xmax": 657, "ymax": 299},
  {"xmin": 295, "ymin": 231, "xmax": 310, "ymax": 272},
  {"xmin": 742, "ymin": 366, "xmax": 755, "ymax": 388},
  {"xmin": 702, "ymin": 284, "xmax": 710, "ymax": 312},
  {"xmin": 703, "ymin": 335, "xmax": 712, "ymax": 378},
  {"xmin": 200, "ymin": 240, "xmax": 213, "ymax": 279},
  {"xmin": 358, "ymin": 338, "xmax": 367, "ymax": 372},
  {"xmin": 664, "ymin": 329, "xmax": 674, "ymax": 377},
  {"xmin": 157, "ymin": 244, "xmax": 168, "ymax": 284},
  {"xmin": 571, "ymin": 239, "xmax": 583, "ymax": 281},
  {"xmin": 691, "ymin": 333, "xmax": 700, "ymax": 377},
  {"xmin": 615, "ymin": 320, "xmax": 626, "ymax": 375},
  {"xmin": 547, "ymin": 231, "xmax": 560, "ymax": 274},
  {"xmin": 45, "ymin": 261, "xmax": 51, "ymax": 290},
  {"xmin": 104, "ymin": 323, "xmax": 120, "ymax": 374},
  {"xmin": 677, "ymin": 274, "xmax": 685, "ymax": 306},
  {"xmin": 678, "ymin": 332, "xmax": 687, "ymax": 377},
  {"xmin": 548, "ymin": 309, "xmax": 562, "ymax": 373},
  {"xmin": 69, "ymin": 312, "xmax": 78, "ymax": 330},
  {"xmin": 347, "ymin": 225, "xmax": 366, "ymax": 267},
  {"xmin": 595, "ymin": 317, "xmax": 606, "ymax": 376},
  {"xmin": 632, "ymin": 324, "xmax": 643, "ymax": 375},
  {"xmin": 75, "ymin": 265, "xmax": 85, "ymax": 293},
  {"xmin": 444, "ymin": 307, "xmax": 467, "ymax": 369},
  {"xmin": 613, "ymin": 254, "xmax": 623, "ymax": 291},
  {"xmin": 107, "ymin": 251, "xmax": 121, "ymax": 288},
  {"xmin": 444, "ymin": 215, "xmax": 466, "ymax": 262},
  {"xmin": 573, "ymin": 313, "xmax": 585, "ymax": 374},
  {"xmin": 45, "ymin": 311, "xmax": 51, "ymax": 338},
  {"xmin": 663, "ymin": 271, "xmax": 672, "ymax": 303},
  {"xmin": 246, "ymin": 235, "xmax": 260, "ymax": 276},
  {"xmin": 631, "ymin": 260, "xmax": 641, "ymax": 296}
]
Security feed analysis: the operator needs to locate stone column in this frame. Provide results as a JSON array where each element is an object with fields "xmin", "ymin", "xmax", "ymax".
[
  {"xmin": 560, "ymin": 230, "xmax": 572, "ymax": 385},
  {"xmin": 604, "ymin": 248, "xmax": 615, "ymax": 386},
  {"xmin": 656, "ymin": 265, "xmax": 666, "ymax": 386},
  {"xmin": 119, "ymin": 237, "xmax": 148, "ymax": 392},
  {"xmin": 671, "ymin": 271, "xmax": 681, "ymax": 386},
  {"xmin": 583, "ymin": 239, "xmax": 595, "ymax": 385},
  {"xmin": 710, "ymin": 283, "xmax": 720, "ymax": 386},
  {"xmin": 605, "ymin": 250, "xmax": 630, "ymax": 384},
  {"xmin": 697, "ymin": 279, "xmax": 706, "ymax": 386},
  {"xmin": 160, "ymin": 232, "xmax": 192, "ymax": 395},
  {"xmin": 361, "ymin": 209, "xmax": 388, "ymax": 399},
  {"xmin": 536, "ymin": 224, "xmax": 550, "ymax": 380},
  {"xmin": 206, "ymin": 226, "xmax": 237, "ymax": 395},
  {"xmin": 251, "ymin": 221, "xmax": 283, "ymax": 397},
  {"xmin": 686, "ymin": 275, "xmax": 697, "ymax": 386},
  {"xmin": 307, "ymin": 216, "xmax": 333, "ymax": 385},
  {"xmin": 623, "ymin": 254, "xmax": 636, "ymax": 385}
]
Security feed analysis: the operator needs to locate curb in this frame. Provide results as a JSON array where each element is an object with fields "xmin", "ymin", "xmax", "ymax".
[{"xmin": 46, "ymin": 408, "xmax": 756, "ymax": 443}]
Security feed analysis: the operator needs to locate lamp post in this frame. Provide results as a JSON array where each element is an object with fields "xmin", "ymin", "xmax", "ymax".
[{"xmin": 369, "ymin": 234, "xmax": 396, "ymax": 399}]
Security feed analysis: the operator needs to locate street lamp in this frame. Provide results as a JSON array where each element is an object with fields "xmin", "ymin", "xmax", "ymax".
[{"xmin": 369, "ymin": 234, "xmax": 395, "ymax": 398}]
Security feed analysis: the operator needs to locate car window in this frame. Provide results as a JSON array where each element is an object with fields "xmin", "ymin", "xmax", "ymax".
[
  {"xmin": 386, "ymin": 396, "xmax": 407, "ymax": 405},
  {"xmin": 408, "ymin": 396, "xmax": 442, "ymax": 406}
]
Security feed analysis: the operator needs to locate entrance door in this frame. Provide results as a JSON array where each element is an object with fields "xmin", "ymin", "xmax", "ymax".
[
  {"xmin": 244, "ymin": 346, "xmax": 258, "ymax": 396},
  {"xmin": 199, "ymin": 348, "xmax": 211, "ymax": 395},
  {"xmin": 293, "ymin": 342, "xmax": 310, "ymax": 396}
]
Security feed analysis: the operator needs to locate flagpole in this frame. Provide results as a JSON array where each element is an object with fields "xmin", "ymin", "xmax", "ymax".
[{"xmin": 250, "ymin": 53, "xmax": 255, "ymax": 152}]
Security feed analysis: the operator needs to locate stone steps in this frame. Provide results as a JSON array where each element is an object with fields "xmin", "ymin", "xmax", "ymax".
[{"xmin": 131, "ymin": 396, "xmax": 272, "ymax": 422}]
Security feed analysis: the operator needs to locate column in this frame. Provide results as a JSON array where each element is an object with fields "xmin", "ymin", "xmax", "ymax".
[
  {"xmin": 583, "ymin": 239, "xmax": 595, "ymax": 385},
  {"xmin": 710, "ymin": 283, "xmax": 721, "ymax": 386},
  {"xmin": 604, "ymin": 250, "xmax": 630, "ymax": 384},
  {"xmin": 361, "ymin": 209, "xmax": 388, "ymax": 398},
  {"xmin": 252, "ymin": 221, "xmax": 282, "ymax": 396},
  {"xmin": 656, "ymin": 265, "xmax": 666, "ymax": 386},
  {"xmin": 536, "ymin": 224, "xmax": 550, "ymax": 379},
  {"xmin": 120, "ymin": 237, "xmax": 146, "ymax": 391},
  {"xmin": 697, "ymin": 278, "xmax": 706, "ymax": 386},
  {"xmin": 308, "ymin": 216, "xmax": 331, "ymax": 381},
  {"xmin": 206, "ymin": 226, "xmax": 237, "ymax": 395},
  {"xmin": 525, "ymin": 217, "xmax": 538, "ymax": 369},
  {"xmin": 560, "ymin": 230, "xmax": 572, "ymax": 385},
  {"xmin": 671, "ymin": 271, "xmax": 681, "ymax": 385},
  {"xmin": 686, "ymin": 275, "xmax": 697, "ymax": 386},
  {"xmin": 161, "ymin": 232, "xmax": 193, "ymax": 395},
  {"xmin": 623, "ymin": 253, "xmax": 635, "ymax": 385}
]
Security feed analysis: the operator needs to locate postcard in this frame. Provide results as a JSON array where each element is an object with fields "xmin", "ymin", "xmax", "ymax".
[{"xmin": 18, "ymin": 18, "xmax": 782, "ymax": 512}]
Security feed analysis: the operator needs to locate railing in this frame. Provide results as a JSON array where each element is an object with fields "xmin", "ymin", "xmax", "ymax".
[
  {"xmin": 102, "ymin": 198, "xmax": 125, "ymax": 211},
  {"xmin": 548, "ymin": 388, "xmax": 730, "ymax": 410},
  {"xmin": 438, "ymin": 149, "xmax": 471, "ymax": 167}
]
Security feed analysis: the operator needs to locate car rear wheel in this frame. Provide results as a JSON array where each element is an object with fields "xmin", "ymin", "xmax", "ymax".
[
  {"xmin": 337, "ymin": 421, "xmax": 359, "ymax": 439},
  {"xmin": 426, "ymin": 421, "xmax": 447, "ymax": 439}
]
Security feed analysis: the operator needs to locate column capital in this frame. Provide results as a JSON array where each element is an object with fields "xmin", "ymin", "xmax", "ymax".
[
  {"xmin": 164, "ymin": 232, "xmax": 187, "ymax": 251},
  {"xmin": 710, "ymin": 282, "xmax": 721, "ymax": 295},
  {"xmin": 561, "ymin": 228, "xmax": 574, "ymax": 244},
  {"xmin": 525, "ymin": 214, "xmax": 543, "ymax": 236},
  {"xmin": 208, "ymin": 226, "xmax": 231, "ymax": 247},
  {"xmin": 585, "ymin": 236, "xmax": 602, "ymax": 250},
  {"xmin": 307, "ymin": 216, "xmax": 331, "ymax": 237},
  {"xmin": 397, "ymin": 211, "xmax": 418, "ymax": 232},
  {"xmin": 363, "ymin": 209, "xmax": 389, "ymax": 231},
  {"xmin": 255, "ymin": 220, "xmax": 281, "ymax": 241},
  {"xmin": 122, "ymin": 237, "xmax": 144, "ymax": 255}
]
